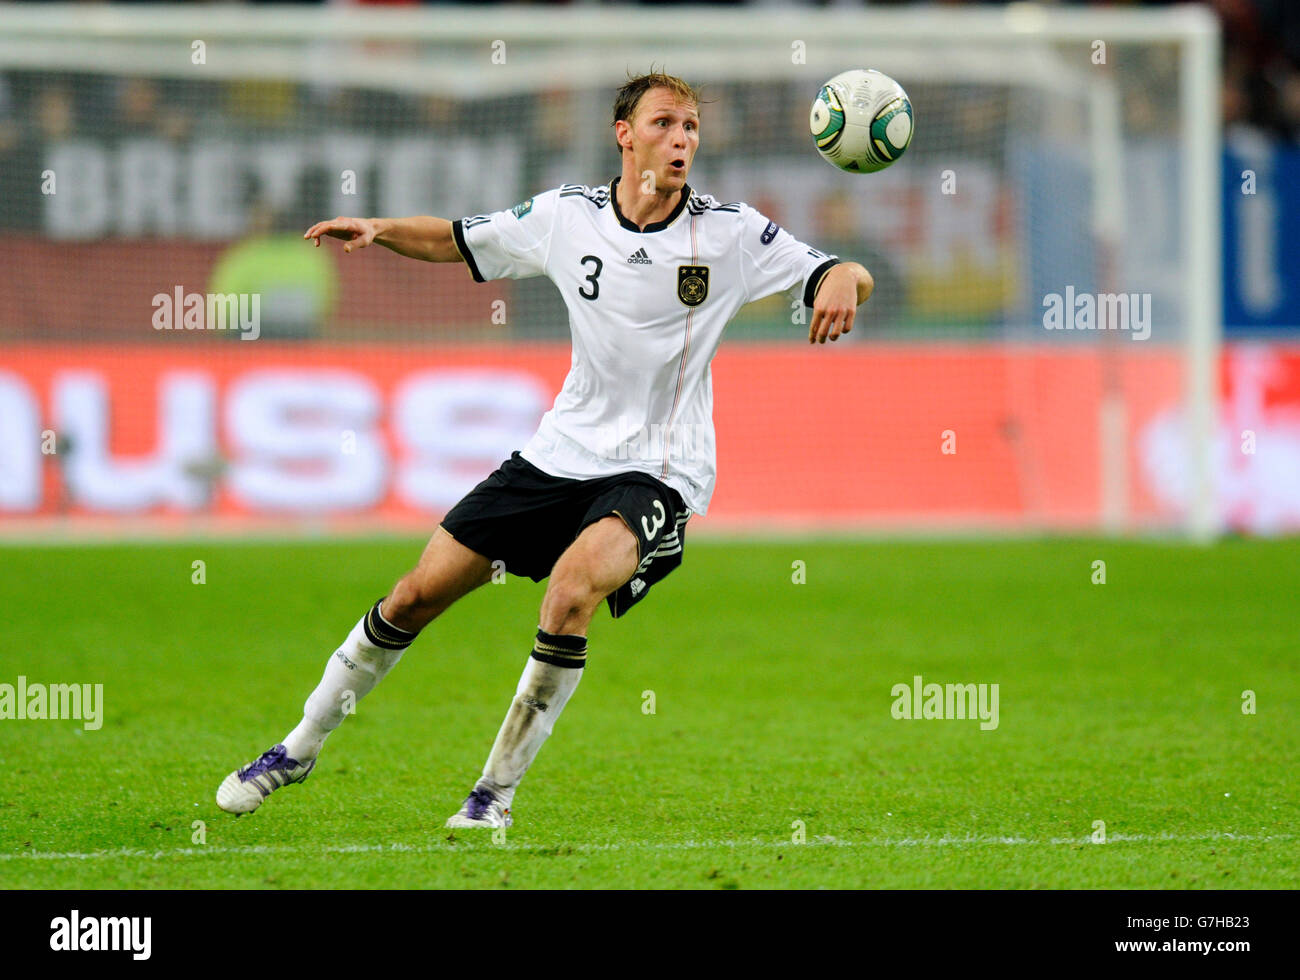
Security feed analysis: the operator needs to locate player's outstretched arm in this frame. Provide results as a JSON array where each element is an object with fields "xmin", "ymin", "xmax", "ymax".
[
  {"xmin": 303, "ymin": 216, "xmax": 464, "ymax": 263},
  {"xmin": 808, "ymin": 262, "xmax": 874, "ymax": 345}
]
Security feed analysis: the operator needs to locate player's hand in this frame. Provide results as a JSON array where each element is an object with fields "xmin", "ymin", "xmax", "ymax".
[
  {"xmin": 808, "ymin": 263, "xmax": 873, "ymax": 344},
  {"xmin": 303, "ymin": 216, "xmax": 380, "ymax": 254},
  {"xmin": 808, "ymin": 266, "xmax": 858, "ymax": 344}
]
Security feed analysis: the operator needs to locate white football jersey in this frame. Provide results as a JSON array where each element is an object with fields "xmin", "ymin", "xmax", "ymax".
[{"xmin": 453, "ymin": 177, "xmax": 838, "ymax": 515}]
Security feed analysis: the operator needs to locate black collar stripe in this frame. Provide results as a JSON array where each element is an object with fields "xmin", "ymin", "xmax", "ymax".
[{"xmin": 609, "ymin": 176, "xmax": 691, "ymax": 234}]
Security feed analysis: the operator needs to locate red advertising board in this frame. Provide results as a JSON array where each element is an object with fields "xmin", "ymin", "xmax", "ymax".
[{"xmin": 2, "ymin": 343, "xmax": 1297, "ymax": 534}]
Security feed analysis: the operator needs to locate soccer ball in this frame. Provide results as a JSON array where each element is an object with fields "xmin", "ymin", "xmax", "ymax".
[{"xmin": 809, "ymin": 69, "xmax": 914, "ymax": 174}]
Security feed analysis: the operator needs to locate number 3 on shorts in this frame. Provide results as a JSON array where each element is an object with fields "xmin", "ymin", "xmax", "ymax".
[{"xmin": 640, "ymin": 499, "xmax": 666, "ymax": 539}]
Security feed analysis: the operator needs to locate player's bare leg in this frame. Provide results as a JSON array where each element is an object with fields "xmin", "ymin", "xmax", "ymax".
[
  {"xmin": 217, "ymin": 527, "xmax": 493, "ymax": 814},
  {"xmin": 446, "ymin": 516, "xmax": 639, "ymax": 829}
]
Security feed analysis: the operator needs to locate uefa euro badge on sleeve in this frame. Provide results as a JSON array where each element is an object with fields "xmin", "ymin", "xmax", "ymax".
[{"xmin": 677, "ymin": 266, "xmax": 709, "ymax": 307}]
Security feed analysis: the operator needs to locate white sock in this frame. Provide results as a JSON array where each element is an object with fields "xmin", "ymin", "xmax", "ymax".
[
  {"xmin": 477, "ymin": 631, "xmax": 587, "ymax": 808},
  {"xmin": 282, "ymin": 601, "xmax": 416, "ymax": 761}
]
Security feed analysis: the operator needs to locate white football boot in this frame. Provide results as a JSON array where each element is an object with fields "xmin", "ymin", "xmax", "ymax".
[
  {"xmin": 445, "ymin": 786, "xmax": 512, "ymax": 829},
  {"xmin": 216, "ymin": 743, "xmax": 316, "ymax": 814}
]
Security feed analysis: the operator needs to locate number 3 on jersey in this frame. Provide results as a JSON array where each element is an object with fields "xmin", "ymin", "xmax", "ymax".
[
  {"xmin": 578, "ymin": 255, "xmax": 602, "ymax": 300},
  {"xmin": 640, "ymin": 499, "xmax": 666, "ymax": 540}
]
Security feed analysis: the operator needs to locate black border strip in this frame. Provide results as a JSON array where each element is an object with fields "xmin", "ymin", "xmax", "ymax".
[
  {"xmin": 804, "ymin": 257, "xmax": 841, "ymax": 307},
  {"xmin": 609, "ymin": 176, "xmax": 692, "ymax": 234},
  {"xmin": 451, "ymin": 218, "xmax": 485, "ymax": 283}
]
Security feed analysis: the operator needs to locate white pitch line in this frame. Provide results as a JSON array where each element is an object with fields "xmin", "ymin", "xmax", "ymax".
[{"xmin": 0, "ymin": 831, "xmax": 1292, "ymax": 863}]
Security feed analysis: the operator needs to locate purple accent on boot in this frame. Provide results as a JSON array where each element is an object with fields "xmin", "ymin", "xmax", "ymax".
[
  {"xmin": 239, "ymin": 744, "xmax": 308, "ymax": 783},
  {"xmin": 464, "ymin": 787, "xmax": 496, "ymax": 820}
]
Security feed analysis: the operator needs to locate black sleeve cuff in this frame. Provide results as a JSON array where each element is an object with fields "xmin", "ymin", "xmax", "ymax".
[
  {"xmin": 804, "ymin": 258, "xmax": 841, "ymax": 307},
  {"xmin": 451, "ymin": 218, "xmax": 485, "ymax": 283}
]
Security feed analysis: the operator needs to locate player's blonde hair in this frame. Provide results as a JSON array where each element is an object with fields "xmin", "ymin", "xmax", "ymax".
[{"xmin": 612, "ymin": 69, "xmax": 702, "ymax": 153}]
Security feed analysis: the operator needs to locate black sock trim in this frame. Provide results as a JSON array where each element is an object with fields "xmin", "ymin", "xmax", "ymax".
[
  {"xmin": 363, "ymin": 598, "xmax": 419, "ymax": 650},
  {"xmin": 531, "ymin": 649, "xmax": 587, "ymax": 669},
  {"xmin": 535, "ymin": 629, "xmax": 587, "ymax": 651},
  {"xmin": 532, "ymin": 629, "xmax": 587, "ymax": 669}
]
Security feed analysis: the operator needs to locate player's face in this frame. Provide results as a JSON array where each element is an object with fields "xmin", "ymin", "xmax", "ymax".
[{"xmin": 628, "ymin": 89, "xmax": 699, "ymax": 193}]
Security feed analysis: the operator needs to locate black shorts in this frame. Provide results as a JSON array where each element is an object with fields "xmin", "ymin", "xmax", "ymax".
[{"xmin": 440, "ymin": 452, "xmax": 691, "ymax": 618}]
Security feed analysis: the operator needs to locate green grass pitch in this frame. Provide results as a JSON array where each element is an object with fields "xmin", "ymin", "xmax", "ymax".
[{"xmin": 0, "ymin": 537, "xmax": 1295, "ymax": 889}]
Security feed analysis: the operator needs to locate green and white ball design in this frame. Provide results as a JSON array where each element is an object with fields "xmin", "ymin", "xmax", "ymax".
[
  {"xmin": 809, "ymin": 85, "xmax": 846, "ymax": 152},
  {"xmin": 809, "ymin": 69, "xmax": 913, "ymax": 174}
]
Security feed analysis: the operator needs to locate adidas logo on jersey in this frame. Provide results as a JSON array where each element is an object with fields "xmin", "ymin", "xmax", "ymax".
[
  {"xmin": 629, "ymin": 578, "xmax": 647, "ymax": 596},
  {"xmin": 626, "ymin": 248, "xmax": 653, "ymax": 265}
]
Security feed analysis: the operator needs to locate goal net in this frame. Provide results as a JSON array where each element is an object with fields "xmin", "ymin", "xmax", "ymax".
[{"xmin": 0, "ymin": 4, "xmax": 1220, "ymax": 539}]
